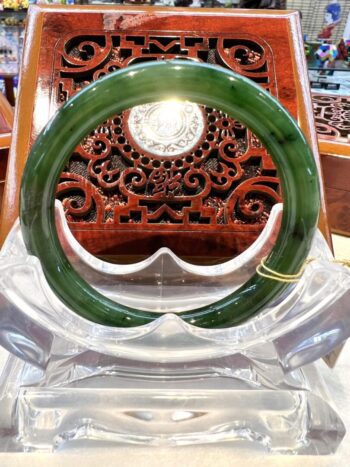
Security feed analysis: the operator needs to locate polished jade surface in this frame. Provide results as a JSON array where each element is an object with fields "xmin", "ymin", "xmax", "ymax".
[{"xmin": 20, "ymin": 60, "xmax": 320, "ymax": 328}]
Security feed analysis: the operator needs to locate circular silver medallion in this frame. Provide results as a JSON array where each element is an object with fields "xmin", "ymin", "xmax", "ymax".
[{"xmin": 127, "ymin": 100, "xmax": 205, "ymax": 157}]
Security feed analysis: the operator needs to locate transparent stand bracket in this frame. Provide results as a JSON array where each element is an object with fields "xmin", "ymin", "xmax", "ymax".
[
  {"xmin": 0, "ymin": 203, "xmax": 349, "ymax": 370},
  {"xmin": 0, "ymin": 203, "xmax": 348, "ymax": 453}
]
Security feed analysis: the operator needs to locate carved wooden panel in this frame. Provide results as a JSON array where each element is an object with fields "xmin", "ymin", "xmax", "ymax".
[
  {"xmin": 54, "ymin": 32, "xmax": 281, "ymax": 243},
  {"xmin": 313, "ymin": 94, "xmax": 350, "ymax": 143},
  {"xmin": 0, "ymin": 6, "xmax": 330, "ymax": 258}
]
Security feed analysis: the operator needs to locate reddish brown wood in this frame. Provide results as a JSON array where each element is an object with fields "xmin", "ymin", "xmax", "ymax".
[
  {"xmin": 0, "ymin": 91, "xmax": 13, "ymax": 221},
  {"xmin": 3, "ymin": 75, "xmax": 15, "ymax": 107},
  {"xmin": 0, "ymin": 149, "xmax": 7, "ymax": 214},
  {"xmin": 324, "ymin": 186, "xmax": 350, "ymax": 236},
  {"xmin": 0, "ymin": 6, "xmax": 331, "ymax": 260},
  {"xmin": 321, "ymin": 154, "xmax": 350, "ymax": 236},
  {"xmin": 313, "ymin": 93, "xmax": 350, "ymax": 236}
]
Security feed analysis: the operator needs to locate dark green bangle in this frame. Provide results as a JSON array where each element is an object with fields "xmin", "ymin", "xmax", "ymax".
[{"xmin": 20, "ymin": 60, "xmax": 320, "ymax": 328}]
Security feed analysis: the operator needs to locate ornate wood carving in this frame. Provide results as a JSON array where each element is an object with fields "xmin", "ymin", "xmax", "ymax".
[
  {"xmin": 54, "ymin": 31, "xmax": 281, "ymax": 255},
  {"xmin": 313, "ymin": 94, "xmax": 350, "ymax": 143},
  {"xmin": 0, "ymin": 7, "xmax": 330, "ymax": 258}
]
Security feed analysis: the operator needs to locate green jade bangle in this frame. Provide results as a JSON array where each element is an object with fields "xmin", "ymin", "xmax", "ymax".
[{"xmin": 20, "ymin": 61, "xmax": 320, "ymax": 328}]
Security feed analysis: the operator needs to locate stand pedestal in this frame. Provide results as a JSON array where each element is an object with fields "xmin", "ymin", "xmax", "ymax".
[{"xmin": 0, "ymin": 350, "xmax": 344, "ymax": 454}]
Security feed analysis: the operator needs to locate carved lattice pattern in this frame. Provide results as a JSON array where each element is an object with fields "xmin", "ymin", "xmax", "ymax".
[
  {"xmin": 313, "ymin": 94, "xmax": 350, "ymax": 143},
  {"xmin": 54, "ymin": 32, "xmax": 281, "ymax": 235}
]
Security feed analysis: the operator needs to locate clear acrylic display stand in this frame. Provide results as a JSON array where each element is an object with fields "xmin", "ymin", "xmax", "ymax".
[{"xmin": 0, "ymin": 202, "xmax": 349, "ymax": 453}]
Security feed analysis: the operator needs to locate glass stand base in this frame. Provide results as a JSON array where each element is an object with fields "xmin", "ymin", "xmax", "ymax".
[
  {"xmin": 17, "ymin": 385, "xmax": 344, "ymax": 454},
  {"xmin": 0, "ymin": 351, "xmax": 345, "ymax": 454}
]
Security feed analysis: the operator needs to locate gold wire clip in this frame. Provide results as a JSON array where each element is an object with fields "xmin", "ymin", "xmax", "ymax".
[
  {"xmin": 256, "ymin": 257, "xmax": 313, "ymax": 283},
  {"xmin": 257, "ymin": 256, "xmax": 350, "ymax": 283}
]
